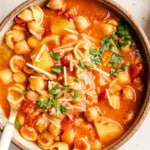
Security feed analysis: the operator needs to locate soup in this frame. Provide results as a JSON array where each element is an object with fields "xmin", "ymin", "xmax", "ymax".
[{"xmin": 0, "ymin": 0, "xmax": 145, "ymax": 149}]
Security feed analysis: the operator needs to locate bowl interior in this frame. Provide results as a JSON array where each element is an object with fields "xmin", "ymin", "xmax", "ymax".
[{"xmin": 0, "ymin": 0, "xmax": 150, "ymax": 149}]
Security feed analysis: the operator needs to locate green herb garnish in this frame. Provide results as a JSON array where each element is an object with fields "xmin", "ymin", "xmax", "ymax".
[
  {"xmin": 89, "ymin": 49, "xmax": 101, "ymax": 56},
  {"xmin": 51, "ymin": 65, "xmax": 62, "ymax": 73},
  {"xmin": 79, "ymin": 60, "xmax": 93, "ymax": 70},
  {"xmin": 49, "ymin": 84, "xmax": 61, "ymax": 96},
  {"xmin": 49, "ymin": 51, "xmax": 62, "ymax": 60},
  {"xmin": 74, "ymin": 78, "xmax": 83, "ymax": 82},
  {"xmin": 60, "ymin": 105, "xmax": 67, "ymax": 114},
  {"xmin": 15, "ymin": 118, "xmax": 22, "ymax": 129},
  {"xmin": 91, "ymin": 56, "xmax": 101, "ymax": 64},
  {"xmin": 64, "ymin": 85, "xmax": 70, "ymax": 91},
  {"xmin": 22, "ymin": 90, "xmax": 29, "ymax": 96},
  {"xmin": 100, "ymin": 36, "xmax": 112, "ymax": 54},
  {"xmin": 109, "ymin": 53, "xmax": 123, "ymax": 68},
  {"xmin": 71, "ymin": 92, "xmax": 81, "ymax": 100},
  {"xmin": 37, "ymin": 98, "xmax": 48, "ymax": 109}
]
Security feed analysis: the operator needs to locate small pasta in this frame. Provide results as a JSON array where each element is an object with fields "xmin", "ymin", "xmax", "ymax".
[
  {"xmin": 0, "ymin": 0, "xmax": 145, "ymax": 150},
  {"xmin": 20, "ymin": 125, "xmax": 37, "ymax": 141},
  {"xmin": 47, "ymin": 0, "xmax": 65, "ymax": 10},
  {"xmin": 74, "ymin": 16, "xmax": 90, "ymax": 32},
  {"xmin": 37, "ymin": 131, "xmax": 54, "ymax": 150},
  {"xmin": 49, "ymin": 142, "xmax": 69, "ymax": 150}
]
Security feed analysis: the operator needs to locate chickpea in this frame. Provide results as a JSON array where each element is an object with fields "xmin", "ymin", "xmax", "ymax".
[
  {"xmin": 26, "ymin": 90, "xmax": 38, "ymax": 101},
  {"xmin": 0, "ymin": 68, "xmax": 13, "ymax": 84},
  {"xmin": 29, "ymin": 77, "xmax": 47, "ymax": 90},
  {"xmin": 123, "ymin": 86, "xmax": 135, "ymax": 101},
  {"xmin": 109, "ymin": 84, "xmax": 122, "ymax": 94},
  {"xmin": 14, "ymin": 40, "xmax": 31, "ymax": 55},
  {"xmin": 91, "ymin": 139, "xmax": 102, "ymax": 150},
  {"xmin": 61, "ymin": 129, "xmax": 75, "ymax": 145},
  {"xmin": 47, "ymin": 0, "xmax": 65, "ymax": 10},
  {"xmin": 12, "ymin": 30, "xmax": 25, "ymax": 42},
  {"xmin": 100, "ymin": 23, "xmax": 115, "ymax": 36},
  {"xmin": 13, "ymin": 72, "xmax": 27, "ymax": 83},
  {"xmin": 110, "ymin": 94, "xmax": 120, "ymax": 109},
  {"xmin": 84, "ymin": 106, "xmax": 101, "ymax": 122},
  {"xmin": 74, "ymin": 16, "xmax": 90, "ymax": 32},
  {"xmin": 27, "ymin": 36, "xmax": 40, "ymax": 49}
]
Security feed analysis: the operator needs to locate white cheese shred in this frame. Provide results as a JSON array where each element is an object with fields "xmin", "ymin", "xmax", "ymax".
[
  {"xmin": 53, "ymin": 41, "xmax": 78, "ymax": 50},
  {"xmin": 63, "ymin": 66, "xmax": 67, "ymax": 85},
  {"xmin": 35, "ymin": 44, "xmax": 47, "ymax": 62},
  {"xmin": 106, "ymin": 89, "xmax": 112, "ymax": 106},
  {"xmin": 64, "ymin": 27, "xmax": 79, "ymax": 35},
  {"xmin": 26, "ymin": 63, "xmax": 56, "ymax": 79}
]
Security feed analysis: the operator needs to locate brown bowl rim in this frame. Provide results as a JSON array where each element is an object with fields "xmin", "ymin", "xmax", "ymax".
[{"xmin": 0, "ymin": 0, "xmax": 150, "ymax": 150}]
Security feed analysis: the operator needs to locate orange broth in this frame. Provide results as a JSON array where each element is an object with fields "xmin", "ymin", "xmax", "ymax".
[{"xmin": 0, "ymin": 0, "xmax": 145, "ymax": 149}]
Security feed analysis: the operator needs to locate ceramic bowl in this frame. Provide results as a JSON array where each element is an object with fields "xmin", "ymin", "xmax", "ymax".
[{"xmin": 0, "ymin": 0, "xmax": 150, "ymax": 149}]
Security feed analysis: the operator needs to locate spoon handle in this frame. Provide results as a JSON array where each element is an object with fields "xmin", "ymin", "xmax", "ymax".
[
  {"xmin": 0, "ymin": 108, "xmax": 17, "ymax": 150},
  {"xmin": 0, "ymin": 122, "xmax": 14, "ymax": 150}
]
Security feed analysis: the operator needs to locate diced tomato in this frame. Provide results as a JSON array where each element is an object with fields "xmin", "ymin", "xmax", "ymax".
[
  {"xmin": 61, "ymin": 55, "xmax": 70, "ymax": 67},
  {"xmin": 25, "ymin": 114, "xmax": 37, "ymax": 127},
  {"xmin": 130, "ymin": 63, "xmax": 144, "ymax": 78},
  {"xmin": 61, "ymin": 116, "xmax": 74, "ymax": 131},
  {"xmin": 15, "ymin": 17, "xmax": 27, "ymax": 25},
  {"xmin": 98, "ymin": 90, "xmax": 106, "ymax": 101},
  {"xmin": 21, "ymin": 100, "xmax": 35, "ymax": 114}
]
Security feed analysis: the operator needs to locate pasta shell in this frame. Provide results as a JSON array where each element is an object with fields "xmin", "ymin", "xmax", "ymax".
[
  {"xmin": 10, "ymin": 55, "xmax": 25, "ymax": 72},
  {"xmin": 20, "ymin": 125, "xmax": 37, "ymax": 141},
  {"xmin": 49, "ymin": 142, "xmax": 69, "ymax": 150},
  {"xmin": 18, "ymin": 8, "xmax": 34, "ymax": 22},
  {"xmin": 28, "ymin": 22, "xmax": 44, "ymax": 39},
  {"xmin": 30, "ymin": 6, "xmax": 44, "ymax": 25},
  {"xmin": 37, "ymin": 131, "xmax": 54, "ymax": 150},
  {"xmin": 7, "ymin": 86, "xmax": 24, "ymax": 105}
]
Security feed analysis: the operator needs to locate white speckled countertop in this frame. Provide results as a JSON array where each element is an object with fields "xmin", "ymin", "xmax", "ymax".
[{"xmin": 0, "ymin": 0, "xmax": 150, "ymax": 149}]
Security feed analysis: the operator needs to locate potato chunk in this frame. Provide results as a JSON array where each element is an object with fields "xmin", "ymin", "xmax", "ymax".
[
  {"xmin": 94, "ymin": 117, "xmax": 123, "ymax": 144},
  {"xmin": 84, "ymin": 106, "xmax": 101, "ymax": 122}
]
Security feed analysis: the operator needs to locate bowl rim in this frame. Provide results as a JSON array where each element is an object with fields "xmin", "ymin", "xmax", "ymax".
[{"xmin": 0, "ymin": 0, "xmax": 150, "ymax": 150}]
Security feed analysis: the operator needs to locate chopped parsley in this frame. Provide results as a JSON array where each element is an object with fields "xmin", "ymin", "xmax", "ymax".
[
  {"xmin": 15, "ymin": 118, "xmax": 22, "ymax": 129},
  {"xmin": 37, "ymin": 97, "xmax": 48, "ymax": 109},
  {"xmin": 89, "ymin": 49, "xmax": 101, "ymax": 56},
  {"xmin": 49, "ymin": 84, "xmax": 61, "ymax": 96},
  {"xmin": 71, "ymin": 91, "xmax": 81, "ymax": 100},
  {"xmin": 49, "ymin": 51, "xmax": 62, "ymax": 60},
  {"xmin": 109, "ymin": 53, "xmax": 124, "ymax": 68},
  {"xmin": 74, "ymin": 78, "xmax": 83, "ymax": 82},
  {"xmin": 64, "ymin": 85, "xmax": 70, "ymax": 91},
  {"xmin": 100, "ymin": 36, "xmax": 112, "ymax": 54},
  {"xmin": 51, "ymin": 65, "xmax": 62, "ymax": 73},
  {"xmin": 60, "ymin": 105, "xmax": 67, "ymax": 114},
  {"xmin": 79, "ymin": 60, "xmax": 93, "ymax": 70},
  {"xmin": 91, "ymin": 55, "xmax": 101, "ymax": 64},
  {"xmin": 22, "ymin": 90, "xmax": 29, "ymax": 96}
]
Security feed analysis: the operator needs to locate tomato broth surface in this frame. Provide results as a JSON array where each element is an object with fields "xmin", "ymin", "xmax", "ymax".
[{"xmin": 0, "ymin": 0, "xmax": 145, "ymax": 149}]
